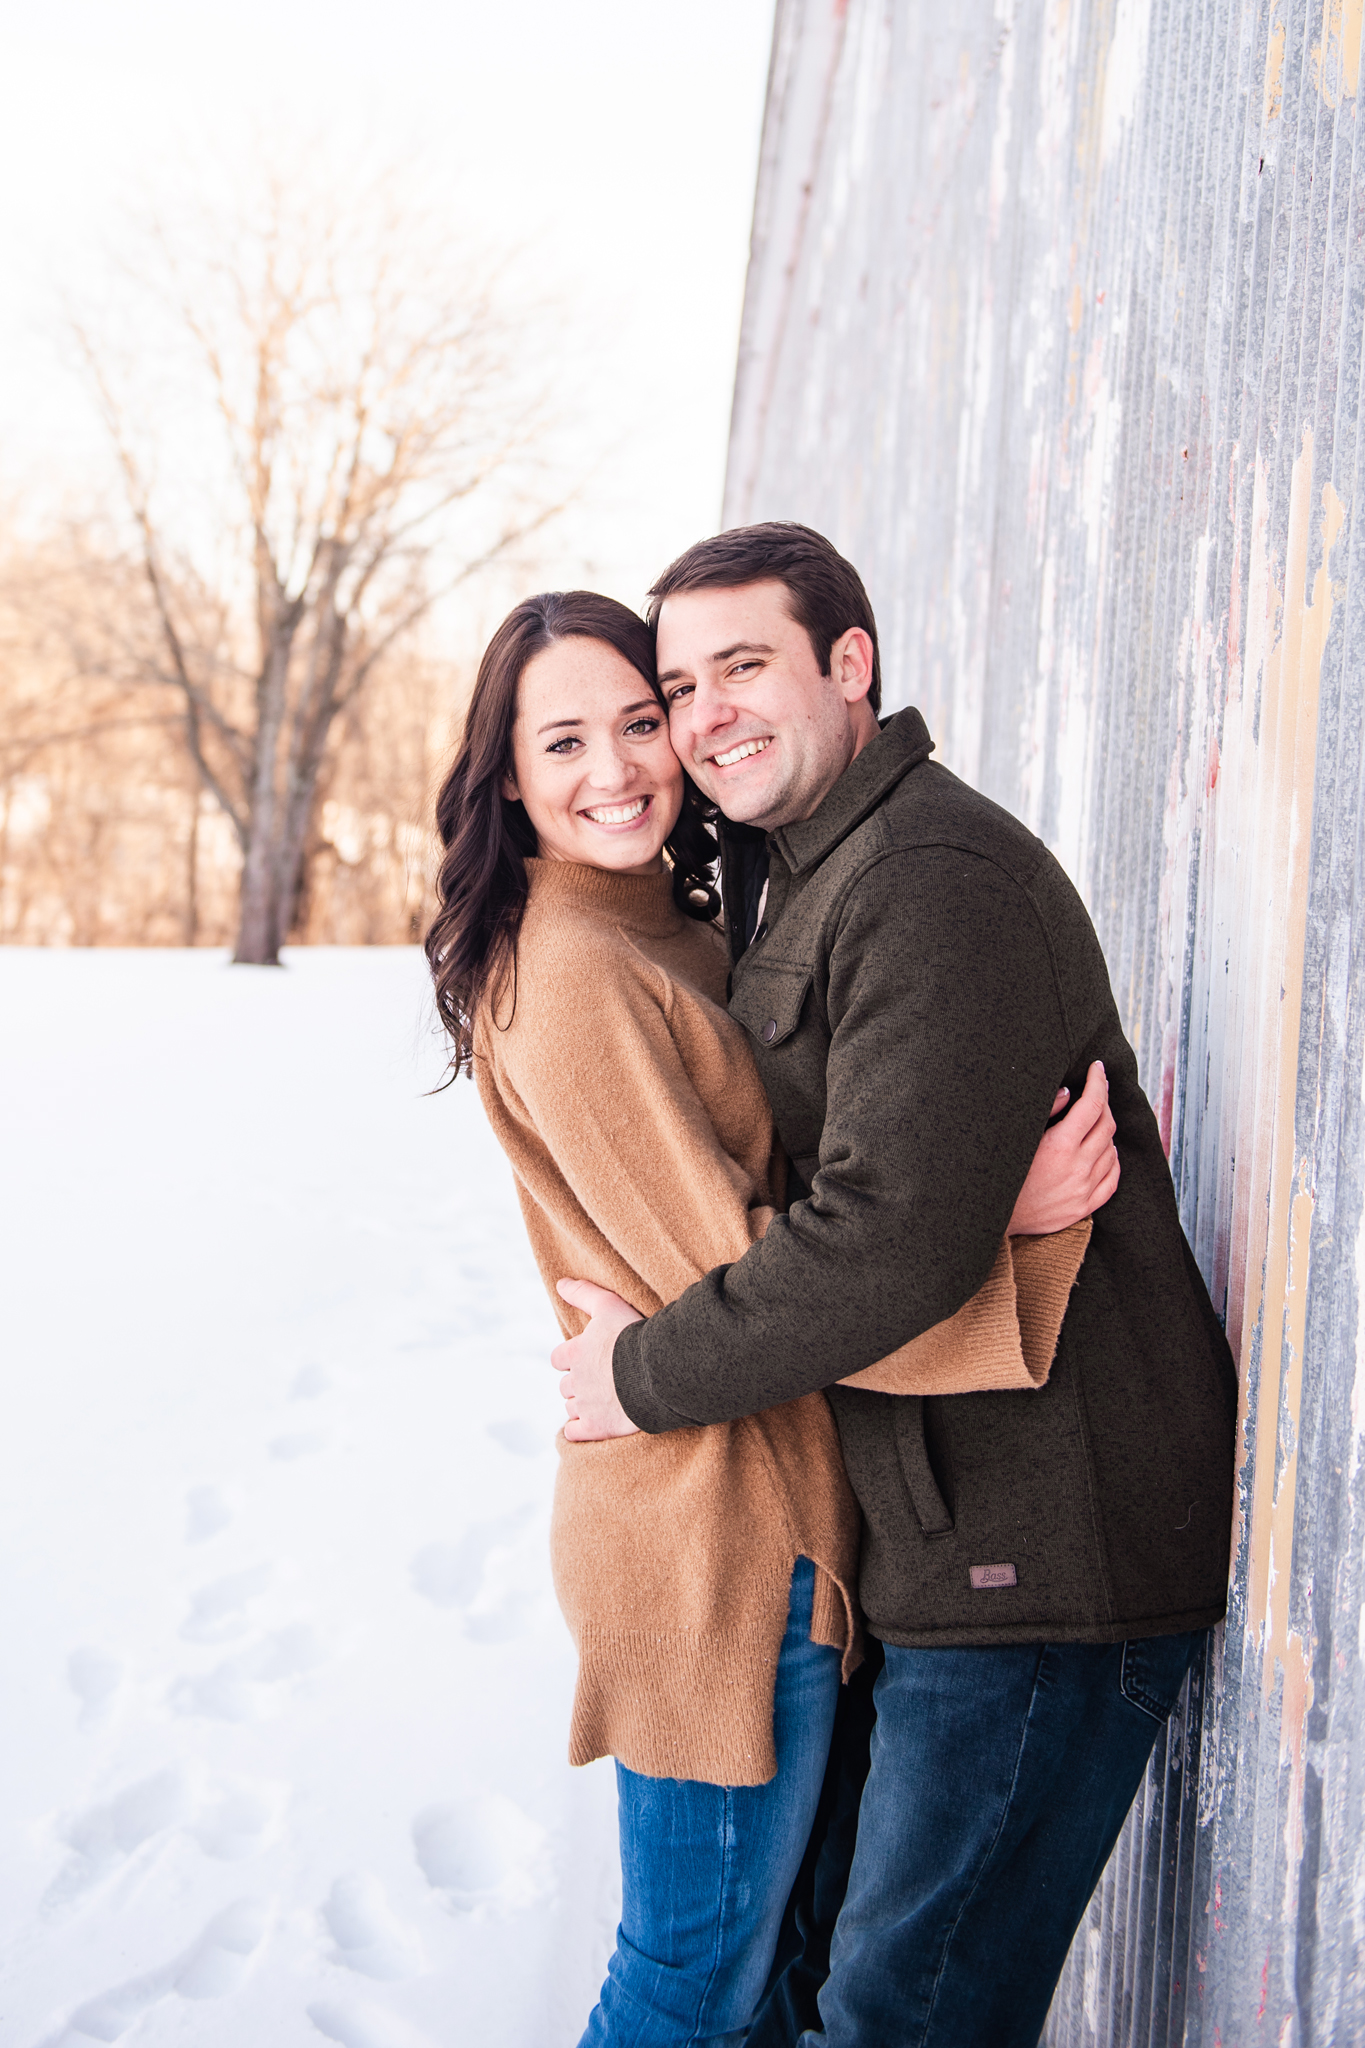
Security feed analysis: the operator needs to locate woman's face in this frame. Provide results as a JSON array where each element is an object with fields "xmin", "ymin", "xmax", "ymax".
[{"xmin": 503, "ymin": 636, "xmax": 683, "ymax": 874}]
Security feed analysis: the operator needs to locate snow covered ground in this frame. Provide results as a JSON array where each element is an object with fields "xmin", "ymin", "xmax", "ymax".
[{"xmin": 1, "ymin": 947, "xmax": 620, "ymax": 2048}]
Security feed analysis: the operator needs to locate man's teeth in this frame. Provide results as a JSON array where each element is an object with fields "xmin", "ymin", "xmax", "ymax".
[
  {"xmin": 713, "ymin": 737, "xmax": 772, "ymax": 768},
  {"xmin": 583, "ymin": 797, "xmax": 649, "ymax": 824}
]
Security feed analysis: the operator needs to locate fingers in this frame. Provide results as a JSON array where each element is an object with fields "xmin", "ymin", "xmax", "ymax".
[
  {"xmin": 1074, "ymin": 1104, "xmax": 1118, "ymax": 1172},
  {"xmin": 556, "ymin": 1277, "xmax": 630, "ymax": 1314},
  {"xmin": 1059, "ymin": 1061, "xmax": 1108, "ymax": 1141},
  {"xmin": 1049, "ymin": 1086, "xmax": 1071, "ymax": 1119}
]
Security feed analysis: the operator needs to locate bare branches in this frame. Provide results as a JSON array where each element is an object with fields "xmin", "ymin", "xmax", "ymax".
[{"xmin": 51, "ymin": 164, "xmax": 561, "ymax": 961}]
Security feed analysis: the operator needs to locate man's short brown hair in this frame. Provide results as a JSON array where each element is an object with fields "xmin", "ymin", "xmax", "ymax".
[{"xmin": 646, "ymin": 521, "xmax": 882, "ymax": 715}]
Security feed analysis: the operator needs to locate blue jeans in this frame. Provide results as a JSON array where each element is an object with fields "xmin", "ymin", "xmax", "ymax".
[
  {"xmin": 798, "ymin": 1630, "xmax": 1204, "ymax": 2048},
  {"xmin": 579, "ymin": 1558, "xmax": 843, "ymax": 2048}
]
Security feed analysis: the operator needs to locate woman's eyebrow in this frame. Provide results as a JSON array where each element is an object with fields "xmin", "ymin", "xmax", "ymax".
[{"xmin": 535, "ymin": 700, "xmax": 659, "ymax": 736}]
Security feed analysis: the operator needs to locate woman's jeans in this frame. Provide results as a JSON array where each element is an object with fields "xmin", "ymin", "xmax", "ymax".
[{"xmin": 578, "ymin": 1557, "xmax": 843, "ymax": 2048}]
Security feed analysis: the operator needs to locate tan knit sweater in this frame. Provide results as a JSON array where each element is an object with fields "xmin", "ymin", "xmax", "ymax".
[{"xmin": 474, "ymin": 857, "xmax": 1087, "ymax": 1786}]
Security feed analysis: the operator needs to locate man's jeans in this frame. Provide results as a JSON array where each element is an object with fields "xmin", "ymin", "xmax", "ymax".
[
  {"xmin": 798, "ymin": 1630, "xmax": 1204, "ymax": 2048},
  {"xmin": 578, "ymin": 1558, "xmax": 843, "ymax": 2048}
]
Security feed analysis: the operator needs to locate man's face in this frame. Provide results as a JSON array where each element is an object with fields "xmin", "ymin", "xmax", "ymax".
[{"xmin": 655, "ymin": 580, "xmax": 877, "ymax": 829}]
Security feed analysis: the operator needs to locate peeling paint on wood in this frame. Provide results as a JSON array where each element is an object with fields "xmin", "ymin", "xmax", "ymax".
[{"xmin": 726, "ymin": 1, "xmax": 1365, "ymax": 2040}]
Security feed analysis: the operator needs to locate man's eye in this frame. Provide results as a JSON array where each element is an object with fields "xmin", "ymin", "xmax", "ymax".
[
  {"xmin": 667, "ymin": 685, "xmax": 695, "ymax": 706},
  {"xmin": 624, "ymin": 717, "xmax": 661, "ymax": 736}
]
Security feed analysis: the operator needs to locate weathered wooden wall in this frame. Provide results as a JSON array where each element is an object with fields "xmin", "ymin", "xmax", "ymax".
[{"xmin": 725, "ymin": 0, "xmax": 1365, "ymax": 2039}]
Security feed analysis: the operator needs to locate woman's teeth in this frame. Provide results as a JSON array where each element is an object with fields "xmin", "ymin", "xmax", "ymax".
[
  {"xmin": 582, "ymin": 797, "xmax": 649, "ymax": 824},
  {"xmin": 713, "ymin": 737, "xmax": 771, "ymax": 768}
]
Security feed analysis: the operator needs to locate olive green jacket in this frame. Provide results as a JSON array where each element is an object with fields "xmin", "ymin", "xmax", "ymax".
[{"xmin": 612, "ymin": 709, "xmax": 1236, "ymax": 1646}]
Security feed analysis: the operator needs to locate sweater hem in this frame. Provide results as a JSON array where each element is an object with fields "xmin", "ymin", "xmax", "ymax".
[
  {"xmin": 568, "ymin": 1614, "xmax": 791, "ymax": 1786},
  {"xmin": 868, "ymin": 1600, "xmax": 1227, "ymax": 1650}
]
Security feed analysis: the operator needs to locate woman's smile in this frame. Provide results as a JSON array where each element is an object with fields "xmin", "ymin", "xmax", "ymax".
[{"xmin": 579, "ymin": 794, "xmax": 653, "ymax": 827}]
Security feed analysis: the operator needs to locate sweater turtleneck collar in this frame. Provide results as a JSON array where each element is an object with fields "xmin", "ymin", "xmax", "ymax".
[{"xmin": 524, "ymin": 856, "xmax": 683, "ymax": 937}]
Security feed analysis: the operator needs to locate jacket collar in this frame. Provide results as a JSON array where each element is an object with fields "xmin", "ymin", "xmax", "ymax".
[{"xmin": 766, "ymin": 707, "xmax": 935, "ymax": 876}]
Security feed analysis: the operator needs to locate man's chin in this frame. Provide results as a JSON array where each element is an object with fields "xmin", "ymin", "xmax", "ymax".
[{"xmin": 695, "ymin": 773, "xmax": 783, "ymax": 828}]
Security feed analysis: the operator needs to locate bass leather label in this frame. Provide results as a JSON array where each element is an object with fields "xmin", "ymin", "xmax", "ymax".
[{"xmin": 969, "ymin": 1563, "xmax": 1018, "ymax": 1589}]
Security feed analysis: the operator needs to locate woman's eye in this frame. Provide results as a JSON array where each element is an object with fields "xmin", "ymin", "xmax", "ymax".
[
  {"xmin": 624, "ymin": 717, "xmax": 661, "ymax": 736},
  {"xmin": 546, "ymin": 736, "xmax": 580, "ymax": 755}
]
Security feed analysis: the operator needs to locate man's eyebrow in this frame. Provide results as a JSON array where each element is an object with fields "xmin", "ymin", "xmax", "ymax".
[
  {"xmin": 714, "ymin": 641, "xmax": 776, "ymax": 662},
  {"xmin": 657, "ymin": 643, "xmax": 776, "ymax": 688},
  {"xmin": 535, "ymin": 700, "xmax": 659, "ymax": 735}
]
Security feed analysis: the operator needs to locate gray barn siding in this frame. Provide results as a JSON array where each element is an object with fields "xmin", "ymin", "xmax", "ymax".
[{"xmin": 725, "ymin": 2, "xmax": 1365, "ymax": 2040}]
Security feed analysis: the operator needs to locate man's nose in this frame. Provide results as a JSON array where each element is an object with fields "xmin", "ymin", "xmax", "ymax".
[{"xmin": 683, "ymin": 674, "xmax": 735, "ymax": 735}]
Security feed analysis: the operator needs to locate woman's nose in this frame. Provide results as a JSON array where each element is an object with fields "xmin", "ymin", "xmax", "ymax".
[{"xmin": 584, "ymin": 744, "xmax": 637, "ymax": 791}]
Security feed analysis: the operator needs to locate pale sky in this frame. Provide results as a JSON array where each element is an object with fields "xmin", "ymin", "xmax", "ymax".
[{"xmin": 0, "ymin": 0, "xmax": 776, "ymax": 616}]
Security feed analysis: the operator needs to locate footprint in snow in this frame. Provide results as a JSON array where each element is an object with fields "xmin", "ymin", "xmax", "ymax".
[
  {"xmin": 270, "ymin": 1429, "xmax": 330, "ymax": 1460},
  {"xmin": 412, "ymin": 1793, "xmax": 550, "ymax": 1915},
  {"xmin": 170, "ymin": 1622, "xmax": 325, "ymax": 1721},
  {"xmin": 173, "ymin": 1897, "xmax": 271, "ymax": 1997},
  {"xmin": 189, "ymin": 1779, "xmax": 280, "ymax": 1861},
  {"xmin": 180, "ymin": 1563, "xmax": 273, "ymax": 1643},
  {"xmin": 185, "ymin": 1482, "xmax": 234, "ymax": 1543},
  {"xmin": 43, "ymin": 1770, "xmax": 277, "ymax": 1912},
  {"xmin": 308, "ymin": 1996, "xmax": 437, "ymax": 2048},
  {"xmin": 291, "ymin": 1362, "xmax": 332, "ymax": 1399},
  {"xmin": 485, "ymin": 1418, "xmax": 551, "ymax": 1458},
  {"xmin": 66, "ymin": 1646, "xmax": 123, "ymax": 1726},
  {"xmin": 321, "ymin": 1871, "xmax": 423, "ymax": 1980},
  {"xmin": 410, "ymin": 1504, "xmax": 538, "ymax": 1642},
  {"xmin": 42, "ymin": 1897, "xmax": 268, "ymax": 2044},
  {"xmin": 43, "ymin": 1769, "xmax": 187, "ymax": 1912}
]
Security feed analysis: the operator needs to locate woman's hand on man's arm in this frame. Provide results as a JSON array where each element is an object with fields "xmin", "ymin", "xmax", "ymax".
[{"xmin": 1006, "ymin": 1061, "xmax": 1119, "ymax": 1237}]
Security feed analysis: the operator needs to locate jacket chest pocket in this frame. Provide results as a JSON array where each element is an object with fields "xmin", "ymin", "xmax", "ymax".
[
  {"xmin": 728, "ymin": 964, "xmax": 813, "ymax": 1051},
  {"xmin": 728, "ymin": 964, "xmax": 825, "ymax": 1169}
]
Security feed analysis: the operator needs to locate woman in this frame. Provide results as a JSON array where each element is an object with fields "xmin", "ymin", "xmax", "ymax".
[{"xmin": 425, "ymin": 591, "xmax": 1097, "ymax": 2047}]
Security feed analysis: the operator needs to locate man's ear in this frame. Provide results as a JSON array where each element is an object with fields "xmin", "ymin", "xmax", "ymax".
[{"xmin": 831, "ymin": 627, "xmax": 875, "ymax": 705}]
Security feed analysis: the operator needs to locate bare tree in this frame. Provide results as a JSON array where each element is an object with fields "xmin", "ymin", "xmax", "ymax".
[
  {"xmin": 0, "ymin": 512, "xmax": 461, "ymax": 950},
  {"xmin": 72, "ymin": 172, "xmax": 557, "ymax": 963}
]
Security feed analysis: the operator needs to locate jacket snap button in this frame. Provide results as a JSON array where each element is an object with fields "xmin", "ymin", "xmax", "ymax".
[{"xmin": 762, "ymin": 1019, "xmax": 778, "ymax": 1043}]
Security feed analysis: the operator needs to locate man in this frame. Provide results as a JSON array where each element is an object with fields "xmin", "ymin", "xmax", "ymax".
[{"xmin": 555, "ymin": 523, "xmax": 1236, "ymax": 2046}]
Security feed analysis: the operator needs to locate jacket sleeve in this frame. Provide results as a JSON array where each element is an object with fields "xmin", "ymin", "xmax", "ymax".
[{"xmin": 612, "ymin": 846, "xmax": 1074, "ymax": 1428}]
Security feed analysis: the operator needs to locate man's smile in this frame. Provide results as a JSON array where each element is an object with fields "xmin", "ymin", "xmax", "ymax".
[{"xmin": 709, "ymin": 736, "xmax": 773, "ymax": 768}]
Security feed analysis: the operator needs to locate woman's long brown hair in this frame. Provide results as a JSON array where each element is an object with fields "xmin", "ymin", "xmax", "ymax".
[{"xmin": 425, "ymin": 590, "xmax": 721, "ymax": 1078}]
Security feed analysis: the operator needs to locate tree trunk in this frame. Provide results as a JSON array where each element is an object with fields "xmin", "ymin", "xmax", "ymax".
[
  {"xmin": 183, "ymin": 788, "xmax": 199, "ymax": 947},
  {"xmin": 232, "ymin": 617, "xmax": 296, "ymax": 964},
  {"xmin": 233, "ymin": 836, "xmax": 285, "ymax": 961}
]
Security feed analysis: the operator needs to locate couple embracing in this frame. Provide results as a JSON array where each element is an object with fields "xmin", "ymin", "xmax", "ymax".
[{"xmin": 425, "ymin": 524, "xmax": 1236, "ymax": 2048}]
